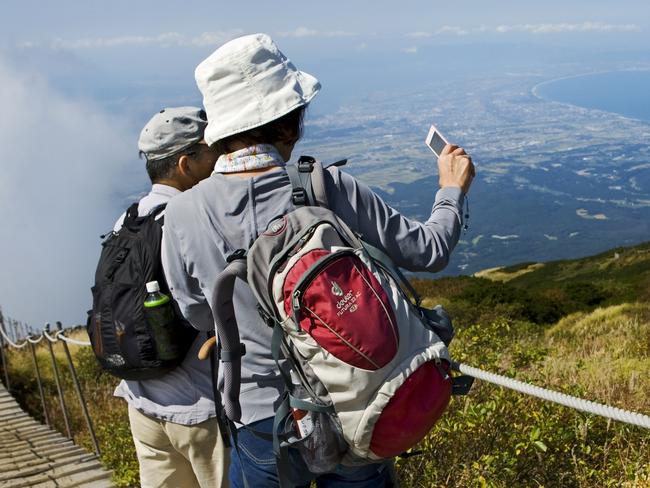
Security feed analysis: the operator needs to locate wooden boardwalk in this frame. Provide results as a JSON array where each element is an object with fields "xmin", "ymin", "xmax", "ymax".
[{"xmin": 0, "ymin": 383, "xmax": 113, "ymax": 488}]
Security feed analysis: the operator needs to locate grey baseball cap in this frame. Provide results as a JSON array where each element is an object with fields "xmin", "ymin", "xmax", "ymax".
[{"xmin": 138, "ymin": 106, "xmax": 208, "ymax": 161}]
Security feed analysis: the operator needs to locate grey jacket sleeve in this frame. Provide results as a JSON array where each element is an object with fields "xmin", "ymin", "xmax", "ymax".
[
  {"xmin": 325, "ymin": 167, "xmax": 465, "ymax": 273},
  {"xmin": 161, "ymin": 212, "xmax": 215, "ymax": 332}
]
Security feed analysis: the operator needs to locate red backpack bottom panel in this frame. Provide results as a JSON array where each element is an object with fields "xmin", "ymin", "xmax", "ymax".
[{"xmin": 369, "ymin": 360, "xmax": 452, "ymax": 458}]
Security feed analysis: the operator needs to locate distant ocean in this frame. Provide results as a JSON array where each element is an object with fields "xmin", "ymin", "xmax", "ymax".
[{"xmin": 533, "ymin": 70, "xmax": 650, "ymax": 124}]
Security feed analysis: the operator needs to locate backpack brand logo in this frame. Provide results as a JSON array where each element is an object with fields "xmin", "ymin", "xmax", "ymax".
[
  {"xmin": 331, "ymin": 281, "xmax": 344, "ymax": 297},
  {"xmin": 336, "ymin": 289, "xmax": 363, "ymax": 317}
]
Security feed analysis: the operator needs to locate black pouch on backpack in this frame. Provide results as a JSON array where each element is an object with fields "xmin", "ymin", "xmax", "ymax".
[
  {"xmin": 88, "ymin": 203, "xmax": 196, "ymax": 380},
  {"xmin": 420, "ymin": 305, "xmax": 455, "ymax": 347}
]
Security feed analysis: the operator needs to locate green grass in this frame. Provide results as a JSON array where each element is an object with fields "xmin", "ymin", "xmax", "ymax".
[{"xmin": 397, "ymin": 307, "xmax": 650, "ymax": 487}]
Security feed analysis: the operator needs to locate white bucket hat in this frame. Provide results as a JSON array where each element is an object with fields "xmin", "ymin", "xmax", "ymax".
[{"xmin": 195, "ymin": 33, "xmax": 321, "ymax": 145}]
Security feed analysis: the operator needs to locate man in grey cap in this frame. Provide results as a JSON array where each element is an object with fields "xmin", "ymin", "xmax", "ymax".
[
  {"xmin": 113, "ymin": 106, "xmax": 218, "ymax": 230},
  {"xmin": 113, "ymin": 106, "xmax": 228, "ymax": 488}
]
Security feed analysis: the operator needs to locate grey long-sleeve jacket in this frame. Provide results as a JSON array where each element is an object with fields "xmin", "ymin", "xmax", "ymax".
[{"xmin": 162, "ymin": 164, "xmax": 465, "ymax": 426}]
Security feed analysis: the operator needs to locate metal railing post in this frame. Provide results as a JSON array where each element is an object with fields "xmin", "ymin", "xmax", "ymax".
[
  {"xmin": 0, "ymin": 308, "xmax": 10, "ymax": 391},
  {"xmin": 0, "ymin": 329, "xmax": 9, "ymax": 391},
  {"xmin": 11, "ymin": 319, "xmax": 19, "ymax": 342},
  {"xmin": 28, "ymin": 337, "xmax": 50, "ymax": 426},
  {"xmin": 56, "ymin": 321, "xmax": 101, "ymax": 456},
  {"xmin": 44, "ymin": 323, "xmax": 73, "ymax": 439}
]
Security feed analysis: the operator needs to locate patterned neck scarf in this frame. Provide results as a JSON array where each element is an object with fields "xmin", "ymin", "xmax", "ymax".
[{"xmin": 212, "ymin": 144, "xmax": 285, "ymax": 174}]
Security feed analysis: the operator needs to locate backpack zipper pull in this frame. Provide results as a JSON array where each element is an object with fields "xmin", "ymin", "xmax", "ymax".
[
  {"xmin": 292, "ymin": 291, "xmax": 302, "ymax": 331},
  {"xmin": 434, "ymin": 358, "xmax": 450, "ymax": 381}
]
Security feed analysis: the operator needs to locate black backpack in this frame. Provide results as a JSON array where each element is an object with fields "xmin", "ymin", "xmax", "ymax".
[{"xmin": 88, "ymin": 203, "xmax": 197, "ymax": 380}]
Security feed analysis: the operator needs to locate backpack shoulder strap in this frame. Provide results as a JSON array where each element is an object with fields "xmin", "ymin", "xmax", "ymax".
[
  {"xmin": 122, "ymin": 201, "xmax": 167, "ymax": 231},
  {"xmin": 122, "ymin": 202, "xmax": 140, "ymax": 229},
  {"xmin": 286, "ymin": 156, "xmax": 317, "ymax": 207},
  {"xmin": 287, "ymin": 156, "xmax": 347, "ymax": 208},
  {"xmin": 210, "ymin": 255, "xmax": 248, "ymax": 423},
  {"xmin": 148, "ymin": 203, "xmax": 168, "ymax": 226}
]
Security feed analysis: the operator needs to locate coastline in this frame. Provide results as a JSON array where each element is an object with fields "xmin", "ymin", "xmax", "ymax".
[{"xmin": 530, "ymin": 68, "xmax": 650, "ymax": 125}]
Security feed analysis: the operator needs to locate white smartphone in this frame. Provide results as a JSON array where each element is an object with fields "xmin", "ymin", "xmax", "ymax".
[{"xmin": 425, "ymin": 124, "xmax": 449, "ymax": 158}]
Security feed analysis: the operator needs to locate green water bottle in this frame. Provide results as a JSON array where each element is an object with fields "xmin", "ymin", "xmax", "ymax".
[{"xmin": 144, "ymin": 280, "xmax": 179, "ymax": 361}]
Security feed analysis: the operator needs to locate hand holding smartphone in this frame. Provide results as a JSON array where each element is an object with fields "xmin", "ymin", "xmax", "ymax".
[
  {"xmin": 425, "ymin": 124, "xmax": 449, "ymax": 158},
  {"xmin": 425, "ymin": 124, "xmax": 475, "ymax": 194}
]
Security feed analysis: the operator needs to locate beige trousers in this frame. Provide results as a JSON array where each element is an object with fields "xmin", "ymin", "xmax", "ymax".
[{"xmin": 128, "ymin": 405, "xmax": 230, "ymax": 488}]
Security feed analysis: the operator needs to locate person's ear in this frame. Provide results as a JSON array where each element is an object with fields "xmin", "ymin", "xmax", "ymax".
[{"xmin": 177, "ymin": 155, "xmax": 192, "ymax": 177}]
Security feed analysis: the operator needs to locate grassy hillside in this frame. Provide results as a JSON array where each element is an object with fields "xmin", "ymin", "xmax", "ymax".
[
  {"xmin": 399, "ymin": 241, "xmax": 650, "ymax": 487},
  {"xmin": 478, "ymin": 241, "xmax": 650, "ymax": 305},
  {"xmin": 2, "ymin": 241, "xmax": 650, "ymax": 487}
]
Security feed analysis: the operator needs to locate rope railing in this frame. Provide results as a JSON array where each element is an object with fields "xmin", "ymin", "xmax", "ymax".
[
  {"xmin": 0, "ymin": 313, "xmax": 101, "ymax": 456},
  {"xmin": 0, "ymin": 325, "xmax": 30, "ymax": 349},
  {"xmin": 55, "ymin": 329, "xmax": 92, "ymax": 347},
  {"xmin": 27, "ymin": 334, "xmax": 45, "ymax": 344},
  {"xmin": 43, "ymin": 328, "xmax": 59, "ymax": 343},
  {"xmin": 0, "ymin": 319, "xmax": 91, "ymax": 347},
  {"xmin": 453, "ymin": 362, "xmax": 650, "ymax": 430}
]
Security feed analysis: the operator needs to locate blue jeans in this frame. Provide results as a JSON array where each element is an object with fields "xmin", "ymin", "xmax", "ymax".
[{"xmin": 229, "ymin": 417, "xmax": 395, "ymax": 488}]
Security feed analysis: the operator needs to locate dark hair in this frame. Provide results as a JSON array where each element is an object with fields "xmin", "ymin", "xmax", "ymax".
[
  {"xmin": 143, "ymin": 152, "xmax": 179, "ymax": 183},
  {"xmin": 142, "ymin": 142, "xmax": 202, "ymax": 183},
  {"xmin": 213, "ymin": 106, "xmax": 306, "ymax": 155}
]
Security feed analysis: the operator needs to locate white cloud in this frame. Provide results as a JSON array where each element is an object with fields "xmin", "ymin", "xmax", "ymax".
[
  {"xmin": 0, "ymin": 58, "xmax": 137, "ymax": 328},
  {"xmin": 435, "ymin": 25, "xmax": 469, "ymax": 36},
  {"xmin": 38, "ymin": 28, "xmax": 354, "ymax": 49},
  {"xmin": 408, "ymin": 27, "xmax": 468, "ymax": 37},
  {"xmin": 187, "ymin": 30, "xmax": 245, "ymax": 47},
  {"xmin": 276, "ymin": 27, "xmax": 356, "ymax": 38},
  {"xmin": 22, "ymin": 20, "xmax": 643, "ymax": 54},
  {"xmin": 51, "ymin": 33, "xmax": 183, "ymax": 49},
  {"xmin": 278, "ymin": 27, "xmax": 319, "ymax": 38},
  {"xmin": 402, "ymin": 46, "xmax": 418, "ymax": 54},
  {"xmin": 43, "ymin": 30, "xmax": 244, "ymax": 50},
  {"xmin": 495, "ymin": 22, "xmax": 640, "ymax": 34},
  {"xmin": 404, "ymin": 22, "xmax": 641, "ymax": 39}
]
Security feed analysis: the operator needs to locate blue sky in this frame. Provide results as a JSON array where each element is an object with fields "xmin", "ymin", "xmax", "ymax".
[{"xmin": 0, "ymin": 0, "xmax": 649, "ymax": 328}]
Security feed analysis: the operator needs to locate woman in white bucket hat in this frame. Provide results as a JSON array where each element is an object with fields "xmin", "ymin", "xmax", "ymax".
[{"xmin": 162, "ymin": 33, "xmax": 475, "ymax": 487}]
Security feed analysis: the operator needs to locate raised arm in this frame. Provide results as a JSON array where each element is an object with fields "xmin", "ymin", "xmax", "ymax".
[{"xmin": 325, "ymin": 144, "xmax": 474, "ymax": 273}]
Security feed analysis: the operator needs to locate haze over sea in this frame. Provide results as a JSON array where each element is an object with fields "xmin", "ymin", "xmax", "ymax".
[{"xmin": 534, "ymin": 70, "xmax": 650, "ymax": 123}]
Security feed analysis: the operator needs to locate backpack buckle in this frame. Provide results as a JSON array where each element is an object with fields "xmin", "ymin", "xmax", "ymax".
[
  {"xmin": 226, "ymin": 249, "xmax": 247, "ymax": 263},
  {"xmin": 257, "ymin": 305, "xmax": 276, "ymax": 328},
  {"xmin": 451, "ymin": 375, "xmax": 475, "ymax": 395},
  {"xmin": 218, "ymin": 342, "xmax": 246, "ymax": 362},
  {"xmin": 297, "ymin": 155, "xmax": 316, "ymax": 172},
  {"xmin": 292, "ymin": 188, "xmax": 308, "ymax": 206}
]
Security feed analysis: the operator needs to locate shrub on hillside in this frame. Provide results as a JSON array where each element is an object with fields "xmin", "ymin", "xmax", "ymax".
[
  {"xmin": 455, "ymin": 278, "xmax": 564, "ymax": 324},
  {"xmin": 562, "ymin": 281, "xmax": 609, "ymax": 308}
]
